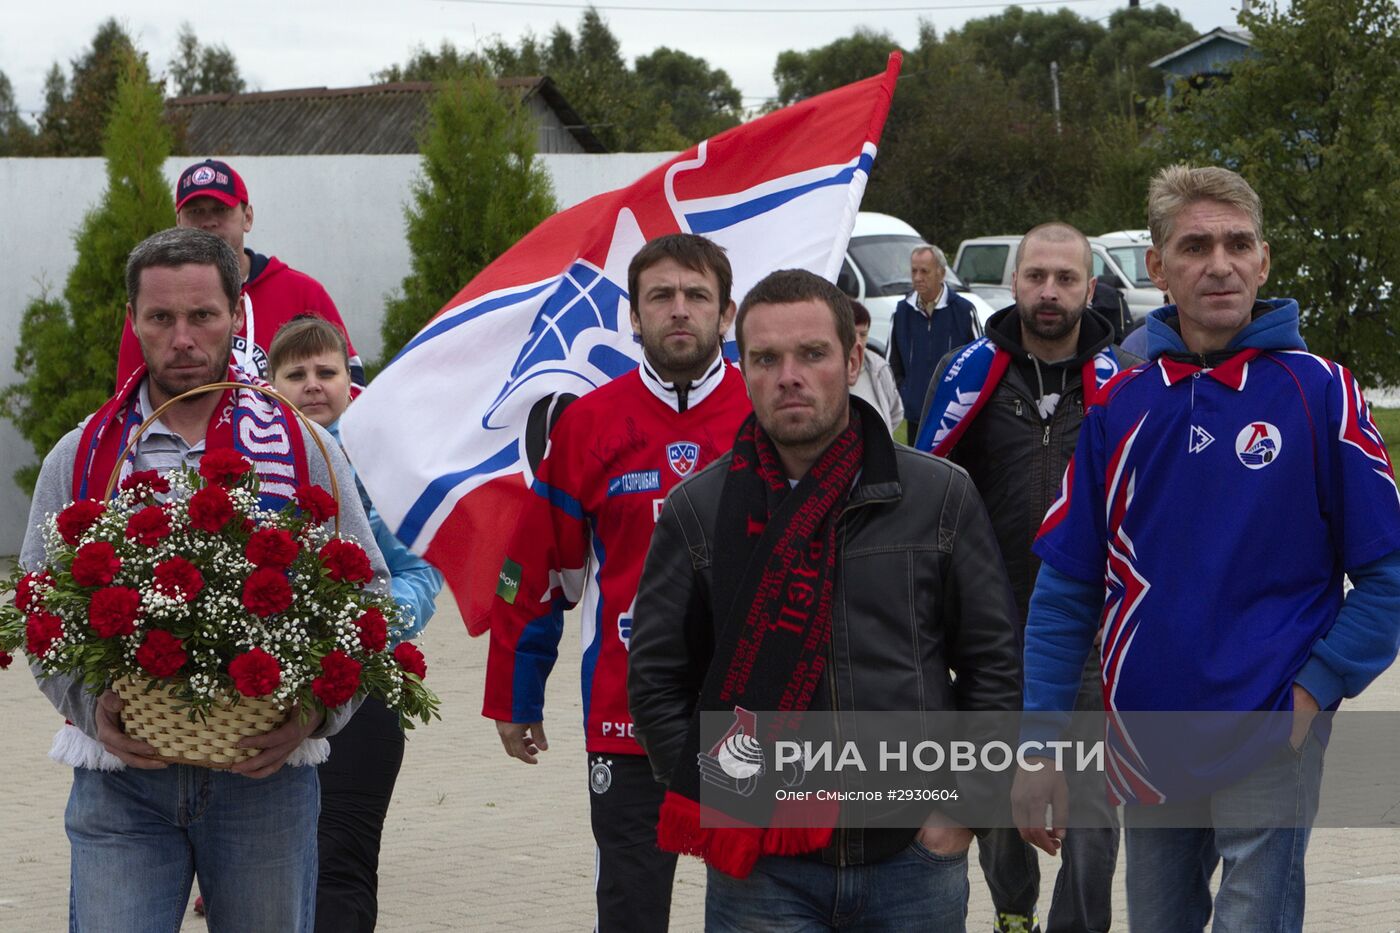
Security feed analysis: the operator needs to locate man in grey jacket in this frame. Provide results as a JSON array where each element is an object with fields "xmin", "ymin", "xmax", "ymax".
[{"xmin": 20, "ymin": 227, "xmax": 387, "ymax": 933}]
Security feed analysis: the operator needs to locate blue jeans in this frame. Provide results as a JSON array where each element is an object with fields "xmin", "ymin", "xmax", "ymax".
[
  {"xmin": 66, "ymin": 763, "xmax": 319, "ymax": 933},
  {"xmin": 982, "ymin": 650, "xmax": 1120, "ymax": 932},
  {"xmin": 1124, "ymin": 729, "xmax": 1324, "ymax": 933},
  {"xmin": 705, "ymin": 839, "xmax": 970, "ymax": 932}
]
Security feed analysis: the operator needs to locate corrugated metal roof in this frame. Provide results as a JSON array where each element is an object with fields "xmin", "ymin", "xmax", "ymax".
[{"xmin": 167, "ymin": 77, "xmax": 606, "ymax": 155}]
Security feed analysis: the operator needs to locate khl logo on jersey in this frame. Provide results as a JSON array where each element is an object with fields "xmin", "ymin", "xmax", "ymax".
[
  {"xmin": 667, "ymin": 442, "xmax": 700, "ymax": 477},
  {"xmin": 1235, "ymin": 422, "xmax": 1282, "ymax": 469}
]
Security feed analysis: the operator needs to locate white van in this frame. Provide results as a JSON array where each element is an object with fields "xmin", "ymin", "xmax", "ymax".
[
  {"xmin": 1097, "ymin": 230, "xmax": 1156, "ymax": 296},
  {"xmin": 838, "ymin": 212, "xmax": 995, "ymax": 351},
  {"xmin": 953, "ymin": 233, "xmax": 1167, "ymax": 323}
]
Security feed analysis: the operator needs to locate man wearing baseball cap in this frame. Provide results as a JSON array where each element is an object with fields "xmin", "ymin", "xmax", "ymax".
[{"xmin": 115, "ymin": 158, "xmax": 365, "ymax": 388}]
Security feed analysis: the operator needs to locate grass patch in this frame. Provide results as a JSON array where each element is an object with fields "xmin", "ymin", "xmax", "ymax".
[{"xmin": 1372, "ymin": 407, "xmax": 1400, "ymax": 444}]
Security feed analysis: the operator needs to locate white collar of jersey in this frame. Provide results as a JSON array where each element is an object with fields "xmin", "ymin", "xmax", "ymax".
[{"xmin": 639, "ymin": 353, "xmax": 727, "ymax": 412}]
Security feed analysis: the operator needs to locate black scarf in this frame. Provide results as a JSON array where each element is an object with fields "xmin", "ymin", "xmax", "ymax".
[{"xmin": 656, "ymin": 407, "xmax": 864, "ymax": 878}]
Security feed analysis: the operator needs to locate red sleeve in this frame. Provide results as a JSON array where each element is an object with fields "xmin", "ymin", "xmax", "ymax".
[{"xmin": 482, "ymin": 410, "xmax": 594, "ymax": 723}]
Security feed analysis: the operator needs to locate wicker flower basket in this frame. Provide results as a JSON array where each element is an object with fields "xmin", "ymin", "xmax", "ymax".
[
  {"xmin": 114, "ymin": 675, "xmax": 287, "ymax": 767},
  {"xmin": 106, "ymin": 382, "xmax": 336, "ymax": 769}
]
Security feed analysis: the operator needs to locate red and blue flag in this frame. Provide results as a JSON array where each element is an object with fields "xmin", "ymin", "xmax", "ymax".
[{"xmin": 342, "ymin": 55, "xmax": 902, "ymax": 634}]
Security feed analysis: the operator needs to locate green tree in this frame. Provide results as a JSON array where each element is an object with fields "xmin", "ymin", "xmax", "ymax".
[
  {"xmin": 861, "ymin": 27, "xmax": 1096, "ymax": 250},
  {"xmin": 1090, "ymin": 6, "xmax": 1197, "ymax": 121},
  {"xmin": 379, "ymin": 69, "xmax": 558, "ymax": 363},
  {"xmin": 373, "ymin": 40, "xmax": 486, "ymax": 82},
  {"xmin": 1067, "ymin": 117, "xmax": 1170, "ymax": 234},
  {"xmin": 772, "ymin": 29, "xmax": 896, "ymax": 107},
  {"xmin": 1154, "ymin": 0, "xmax": 1400, "ymax": 385},
  {"xmin": 35, "ymin": 18, "xmax": 140, "ymax": 156},
  {"xmin": 0, "ymin": 70, "xmax": 36, "ymax": 155},
  {"xmin": 1, "ymin": 51, "xmax": 175, "ymax": 490},
  {"xmin": 35, "ymin": 64, "xmax": 71, "ymax": 154},
  {"xmin": 542, "ymin": 9, "xmax": 685, "ymax": 150},
  {"xmin": 377, "ymin": 13, "xmax": 728, "ymax": 149},
  {"xmin": 168, "ymin": 22, "xmax": 246, "ymax": 96},
  {"xmin": 634, "ymin": 47, "xmax": 742, "ymax": 141}
]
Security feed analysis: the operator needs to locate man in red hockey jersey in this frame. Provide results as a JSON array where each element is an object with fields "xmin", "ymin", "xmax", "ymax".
[
  {"xmin": 114, "ymin": 158, "xmax": 364, "ymax": 386},
  {"xmin": 485, "ymin": 234, "xmax": 751, "ymax": 932}
]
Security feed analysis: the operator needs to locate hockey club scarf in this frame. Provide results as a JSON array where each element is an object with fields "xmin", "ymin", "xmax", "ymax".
[
  {"xmin": 73, "ymin": 363, "xmax": 310, "ymax": 508},
  {"xmin": 915, "ymin": 337, "xmax": 1122, "ymax": 456},
  {"xmin": 656, "ymin": 407, "xmax": 864, "ymax": 878}
]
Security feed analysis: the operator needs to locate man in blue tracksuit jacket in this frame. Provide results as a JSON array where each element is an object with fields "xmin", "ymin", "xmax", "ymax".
[
  {"xmin": 888, "ymin": 243, "xmax": 979, "ymax": 441},
  {"xmin": 1011, "ymin": 166, "xmax": 1400, "ymax": 933}
]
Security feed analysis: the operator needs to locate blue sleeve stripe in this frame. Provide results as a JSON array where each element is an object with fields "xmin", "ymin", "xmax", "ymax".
[
  {"xmin": 532, "ymin": 478, "xmax": 586, "ymax": 522},
  {"xmin": 512, "ymin": 604, "xmax": 567, "ymax": 723}
]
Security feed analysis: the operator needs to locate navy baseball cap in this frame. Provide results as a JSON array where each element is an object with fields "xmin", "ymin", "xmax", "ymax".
[{"xmin": 175, "ymin": 159, "xmax": 249, "ymax": 210}]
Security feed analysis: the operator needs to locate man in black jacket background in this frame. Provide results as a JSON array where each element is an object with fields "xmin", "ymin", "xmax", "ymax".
[
  {"xmin": 628, "ymin": 269, "xmax": 1020, "ymax": 931},
  {"xmin": 921, "ymin": 222, "xmax": 1141, "ymax": 933}
]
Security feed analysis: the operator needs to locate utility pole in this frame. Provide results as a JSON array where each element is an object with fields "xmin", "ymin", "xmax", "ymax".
[{"xmin": 1050, "ymin": 61, "xmax": 1062, "ymax": 134}]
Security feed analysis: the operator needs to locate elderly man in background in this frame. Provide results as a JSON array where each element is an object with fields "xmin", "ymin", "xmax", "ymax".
[{"xmin": 889, "ymin": 243, "xmax": 980, "ymax": 441}]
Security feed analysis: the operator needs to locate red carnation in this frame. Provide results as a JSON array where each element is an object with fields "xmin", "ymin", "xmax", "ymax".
[
  {"xmin": 354, "ymin": 608, "xmax": 389, "ymax": 653},
  {"xmin": 295, "ymin": 485, "xmax": 338, "ymax": 524},
  {"xmin": 188, "ymin": 485, "xmax": 235, "ymax": 533},
  {"xmin": 71, "ymin": 541, "xmax": 122, "ymax": 587},
  {"xmin": 393, "ymin": 642, "xmax": 428, "ymax": 680},
  {"xmin": 319, "ymin": 540, "xmax": 372, "ymax": 586},
  {"xmin": 135, "ymin": 629, "xmax": 187, "ymax": 678},
  {"xmin": 120, "ymin": 470, "xmax": 171, "ymax": 495},
  {"xmin": 242, "ymin": 567, "xmax": 293, "ymax": 617},
  {"xmin": 245, "ymin": 528, "xmax": 300, "ymax": 569},
  {"xmin": 88, "ymin": 586, "xmax": 141, "ymax": 638},
  {"xmin": 229, "ymin": 647, "xmax": 281, "ymax": 697},
  {"xmin": 16, "ymin": 571, "xmax": 55, "ymax": 612},
  {"xmin": 199, "ymin": 449, "xmax": 253, "ymax": 488},
  {"xmin": 0, "ymin": 650, "xmax": 11, "ymax": 669},
  {"xmin": 125, "ymin": 505, "xmax": 172, "ymax": 547},
  {"xmin": 26, "ymin": 611, "xmax": 65, "ymax": 657},
  {"xmin": 57, "ymin": 500, "xmax": 106, "ymax": 546},
  {"xmin": 153, "ymin": 557, "xmax": 204, "ymax": 602},
  {"xmin": 311, "ymin": 650, "xmax": 362, "ymax": 707}
]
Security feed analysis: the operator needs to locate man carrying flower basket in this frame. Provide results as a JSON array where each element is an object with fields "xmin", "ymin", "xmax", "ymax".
[{"xmin": 3, "ymin": 227, "xmax": 436, "ymax": 933}]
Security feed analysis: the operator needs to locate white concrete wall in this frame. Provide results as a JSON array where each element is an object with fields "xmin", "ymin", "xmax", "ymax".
[{"xmin": 0, "ymin": 151, "xmax": 675, "ymax": 554}]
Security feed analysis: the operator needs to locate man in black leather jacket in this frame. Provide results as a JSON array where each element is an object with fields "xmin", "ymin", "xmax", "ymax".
[
  {"xmin": 921, "ymin": 222, "xmax": 1142, "ymax": 933},
  {"xmin": 628, "ymin": 269, "xmax": 1020, "ymax": 931}
]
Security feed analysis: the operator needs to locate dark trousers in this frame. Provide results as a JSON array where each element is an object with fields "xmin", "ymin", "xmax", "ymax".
[
  {"xmin": 981, "ymin": 653, "xmax": 1120, "ymax": 931},
  {"xmin": 587, "ymin": 753, "xmax": 678, "ymax": 933},
  {"xmin": 315, "ymin": 696, "xmax": 405, "ymax": 933},
  {"xmin": 905, "ymin": 417, "xmax": 920, "ymax": 446}
]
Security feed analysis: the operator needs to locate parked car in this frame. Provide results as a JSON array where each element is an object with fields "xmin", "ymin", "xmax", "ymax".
[
  {"xmin": 953, "ymin": 233, "xmax": 1168, "ymax": 323},
  {"xmin": 838, "ymin": 212, "xmax": 996, "ymax": 352},
  {"xmin": 1097, "ymin": 230, "xmax": 1156, "ymax": 292}
]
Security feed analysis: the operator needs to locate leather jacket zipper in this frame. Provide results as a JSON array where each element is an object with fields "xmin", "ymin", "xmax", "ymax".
[{"xmin": 827, "ymin": 649, "xmax": 846, "ymax": 866}]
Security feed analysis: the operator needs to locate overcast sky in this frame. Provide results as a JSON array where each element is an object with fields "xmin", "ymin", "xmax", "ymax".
[{"xmin": 7, "ymin": 0, "xmax": 1244, "ymax": 119}]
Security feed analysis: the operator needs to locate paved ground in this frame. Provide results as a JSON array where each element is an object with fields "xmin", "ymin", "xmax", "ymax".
[{"xmin": 2, "ymin": 589, "xmax": 1399, "ymax": 931}]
